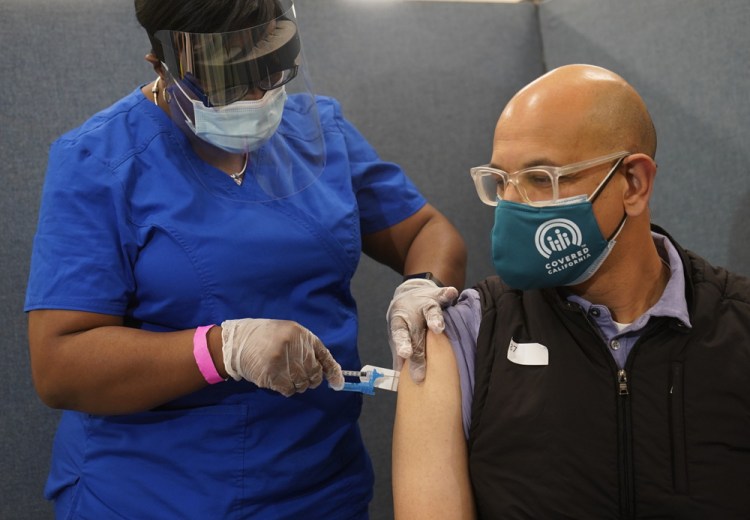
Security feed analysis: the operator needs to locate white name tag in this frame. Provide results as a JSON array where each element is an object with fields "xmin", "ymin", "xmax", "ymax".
[{"xmin": 507, "ymin": 339, "xmax": 549, "ymax": 366}]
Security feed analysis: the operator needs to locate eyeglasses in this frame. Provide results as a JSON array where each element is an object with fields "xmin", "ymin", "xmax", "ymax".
[
  {"xmin": 184, "ymin": 66, "xmax": 298, "ymax": 107},
  {"xmin": 469, "ymin": 151, "xmax": 630, "ymax": 207}
]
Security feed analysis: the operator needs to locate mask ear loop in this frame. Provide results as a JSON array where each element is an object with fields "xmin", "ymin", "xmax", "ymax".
[
  {"xmin": 588, "ymin": 155, "xmax": 628, "ymax": 203},
  {"xmin": 589, "ymin": 155, "xmax": 630, "ymax": 241},
  {"xmin": 607, "ymin": 212, "xmax": 628, "ymax": 241}
]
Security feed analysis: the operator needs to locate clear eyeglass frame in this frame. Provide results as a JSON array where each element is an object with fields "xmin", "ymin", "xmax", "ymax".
[{"xmin": 469, "ymin": 150, "xmax": 631, "ymax": 207}]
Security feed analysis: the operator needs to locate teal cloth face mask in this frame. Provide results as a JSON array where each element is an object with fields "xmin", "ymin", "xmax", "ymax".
[{"xmin": 491, "ymin": 195, "xmax": 626, "ymax": 290}]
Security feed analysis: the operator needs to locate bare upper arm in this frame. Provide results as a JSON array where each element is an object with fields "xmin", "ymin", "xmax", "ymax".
[
  {"xmin": 392, "ymin": 330, "xmax": 476, "ymax": 520},
  {"xmin": 26, "ymin": 310, "xmax": 201, "ymax": 414},
  {"xmin": 27, "ymin": 310, "xmax": 124, "ymax": 401},
  {"xmin": 29, "ymin": 309, "xmax": 123, "ymax": 340},
  {"xmin": 28, "ymin": 309, "xmax": 123, "ymax": 364}
]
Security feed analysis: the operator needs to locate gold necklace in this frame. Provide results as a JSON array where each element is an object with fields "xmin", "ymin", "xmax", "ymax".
[
  {"xmin": 152, "ymin": 76, "xmax": 247, "ymax": 186},
  {"xmin": 229, "ymin": 153, "xmax": 249, "ymax": 186}
]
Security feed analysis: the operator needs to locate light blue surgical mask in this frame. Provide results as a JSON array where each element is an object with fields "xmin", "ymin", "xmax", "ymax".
[
  {"xmin": 491, "ymin": 168, "xmax": 627, "ymax": 290},
  {"xmin": 172, "ymin": 82, "xmax": 287, "ymax": 154}
]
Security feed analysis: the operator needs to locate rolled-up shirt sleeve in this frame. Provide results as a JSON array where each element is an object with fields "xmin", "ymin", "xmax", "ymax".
[{"xmin": 442, "ymin": 288, "xmax": 482, "ymax": 440}]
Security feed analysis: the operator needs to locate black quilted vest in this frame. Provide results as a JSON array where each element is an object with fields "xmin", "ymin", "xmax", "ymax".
[{"xmin": 469, "ymin": 228, "xmax": 750, "ymax": 519}]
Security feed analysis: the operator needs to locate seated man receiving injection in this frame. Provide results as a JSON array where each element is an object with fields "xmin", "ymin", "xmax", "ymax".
[{"xmin": 392, "ymin": 64, "xmax": 750, "ymax": 520}]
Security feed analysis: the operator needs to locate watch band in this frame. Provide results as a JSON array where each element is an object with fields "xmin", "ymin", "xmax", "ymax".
[{"xmin": 402, "ymin": 272, "xmax": 444, "ymax": 287}]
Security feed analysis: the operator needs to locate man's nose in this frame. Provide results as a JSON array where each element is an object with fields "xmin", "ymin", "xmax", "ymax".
[{"xmin": 502, "ymin": 181, "xmax": 525, "ymax": 203}]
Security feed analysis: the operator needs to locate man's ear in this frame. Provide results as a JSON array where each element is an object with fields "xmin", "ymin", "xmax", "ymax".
[{"xmin": 622, "ymin": 153, "xmax": 657, "ymax": 217}]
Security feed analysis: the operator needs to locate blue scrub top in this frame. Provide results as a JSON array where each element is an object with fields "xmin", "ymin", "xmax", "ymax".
[{"xmin": 26, "ymin": 88, "xmax": 426, "ymax": 519}]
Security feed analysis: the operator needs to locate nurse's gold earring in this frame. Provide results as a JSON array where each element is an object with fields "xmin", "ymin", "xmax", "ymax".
[
  {"xmin": 151, "ymin": 77, "xmax": 160, "ymax": 105},
  {"xmin": 151, "ymin": 77, "xmax": 171, "ymax": 105}
]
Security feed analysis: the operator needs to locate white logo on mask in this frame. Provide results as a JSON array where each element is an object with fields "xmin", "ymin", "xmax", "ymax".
[{"xmin": 534, "ymin": 218, "xmax": 583, "ymax": 259}]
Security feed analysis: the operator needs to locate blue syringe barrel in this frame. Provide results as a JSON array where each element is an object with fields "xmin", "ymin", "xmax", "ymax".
[{"xmin": 340, "ymin": 369, "xmax": 383, "ymax": 395}]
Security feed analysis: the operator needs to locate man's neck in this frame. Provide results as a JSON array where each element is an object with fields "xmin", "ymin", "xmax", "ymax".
[{"xmin": 569, "ymin": 231, "xmax": 670, "ymax": 323}]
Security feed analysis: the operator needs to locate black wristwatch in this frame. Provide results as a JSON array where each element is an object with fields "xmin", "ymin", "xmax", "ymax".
[{"xmin": 402, "ymin": 272, "xmax": 444, "ymax": 287}]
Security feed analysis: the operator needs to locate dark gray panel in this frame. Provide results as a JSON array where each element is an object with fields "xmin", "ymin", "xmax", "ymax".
[
  {"xmin": 296, "ymin": 0, "xmax": 545, "ymax": 287},
  {"xmin": 1, "ymin": 1, "xmax": 149, "ymax": 518},
  {"xmin": 539, "ymin": 0, "xmax": 750, "ymax": 276}
]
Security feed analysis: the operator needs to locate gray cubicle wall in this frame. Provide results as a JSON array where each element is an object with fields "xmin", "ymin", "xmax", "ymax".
[
  {"xmin": 1, "ymin": 2, "xmax": 152, "ymax": 519},
  {"xmin": 540, "ymin": 0, "xmax": 750, "ymax": 276}
]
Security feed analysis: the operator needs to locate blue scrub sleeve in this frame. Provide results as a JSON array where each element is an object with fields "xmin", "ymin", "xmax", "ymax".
[
  {"xmin": 330, "ymin": 101, "xmax": 426, "ymax": 234},
  {"xmin": 25, "ymin": 137, "xmax": 136, "ymax": 315}
]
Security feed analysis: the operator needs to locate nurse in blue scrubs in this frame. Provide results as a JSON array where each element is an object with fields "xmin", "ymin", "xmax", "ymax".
[{"xmin": 24, "ymin": 0, "xmax": 466, "ymax": 517}]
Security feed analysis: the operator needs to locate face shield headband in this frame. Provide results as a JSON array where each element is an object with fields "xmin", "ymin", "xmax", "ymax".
[{"xmin": 153, "ymin": 2, "xmax": 300, "ymax": 107}]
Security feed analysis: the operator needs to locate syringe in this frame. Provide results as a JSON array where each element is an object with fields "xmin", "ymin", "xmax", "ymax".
[
  {"xmin": 331, "ymin": 365, "xmax": 400, "ymax": 395},
  {"xmin": 341, "ymin": 370, "xmax": 368, "ymax": 378}
]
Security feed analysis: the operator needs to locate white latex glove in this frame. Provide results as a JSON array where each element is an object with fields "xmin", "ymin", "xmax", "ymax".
[
  {"xmin": 387, "ymin": 279, "xmax": 459, "ymax": 382},
  {"xmin": 221, "ymin": 318, "xmax": 344, "ymax": 397}
]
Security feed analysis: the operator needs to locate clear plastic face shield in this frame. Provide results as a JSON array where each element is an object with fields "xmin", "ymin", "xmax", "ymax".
[{"xmin": 153, "ymin": 0, "xmax": 325, "ymax": 201}]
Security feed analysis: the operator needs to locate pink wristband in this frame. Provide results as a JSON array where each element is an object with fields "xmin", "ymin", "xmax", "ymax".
[{"xmin": 193, "ymin": 325, "xmax": 224, "ymax": 384}]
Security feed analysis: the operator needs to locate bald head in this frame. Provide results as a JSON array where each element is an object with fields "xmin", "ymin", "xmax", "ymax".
[{"xmin": 495, "ymin": 64, "xmax": 656, "ymax": 162}]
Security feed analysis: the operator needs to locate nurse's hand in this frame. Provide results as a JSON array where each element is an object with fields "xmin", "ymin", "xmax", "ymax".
[
  {"xmin": 220, "ymin": 318, "xmax": 344, "ymax": 397},
  {"xmin": 387, "ymin": 279, "xmax": 459, "ymax": 383}
]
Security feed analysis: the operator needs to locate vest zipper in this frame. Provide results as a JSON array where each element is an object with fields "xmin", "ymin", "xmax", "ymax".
[
  {"xmin": 617, "ymin": 369, "xmax": 629, "ymax": 395},
  {"xmin": 617, "ymin": 368, "xmax": 634, "ymax": 519},
  {"xmin": 573, "ymin": 302, "xmax": 649, "ymax": 519},
  {"xmin": 576, "ymin": 305, "xmax": 636, "ymax": 519}
]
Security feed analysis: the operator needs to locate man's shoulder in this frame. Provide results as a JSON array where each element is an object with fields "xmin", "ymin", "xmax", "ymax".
[
  {"xmin": 685, "ymin": 250, "xmax": 750, "ymax": 306},
  {"xmin": 445, "ymin": 288, "xmax": 482, "ymax": 320},
  {"xmin": 474, "ymin": 276, "xmax": 511, "ymax": 297},
  {"xmin": 473, "ymin": 276, "xmax": 532, "ymax": 311},
  {"xmin": 654, "ymin": 224, "xmax": 750, "ymax": 308}
]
